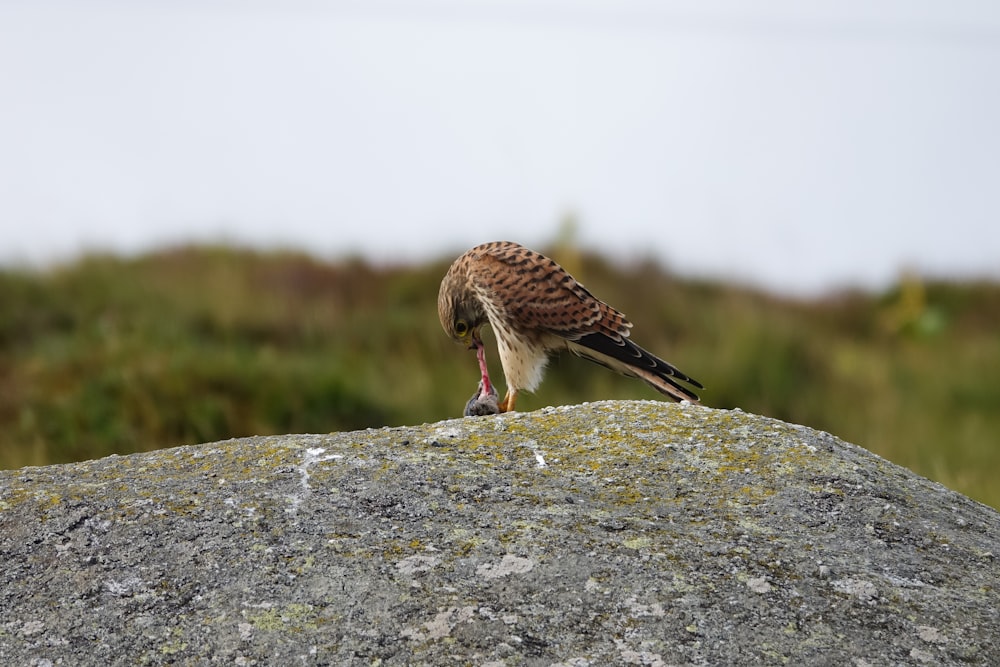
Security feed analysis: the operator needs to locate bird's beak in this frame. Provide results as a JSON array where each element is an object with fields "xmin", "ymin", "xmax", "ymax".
[{"xmin": 466, "ymin": 327, "xmax": 483, "ymax": 351}]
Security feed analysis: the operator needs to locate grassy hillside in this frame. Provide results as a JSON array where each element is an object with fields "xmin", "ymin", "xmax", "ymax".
[{"xmin": 2, "ymin": 245, "xmax": 998, "ymax": 510}]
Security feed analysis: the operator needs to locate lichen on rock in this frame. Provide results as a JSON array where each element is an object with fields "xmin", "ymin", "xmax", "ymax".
[{"xmin": 1, "ymin": 401, "xmax": 998, "ymax": 665}]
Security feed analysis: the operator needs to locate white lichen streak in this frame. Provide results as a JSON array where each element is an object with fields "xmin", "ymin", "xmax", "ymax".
[
  {"xmin": 534, "ymin": 450, "xmax": 547, "ymax": 468},
  {"xmin": 476, "ymin": 554, "xmax": 535, "ymax": 580},
  {"xmin": 286, "ymin": 447, "xmax": 342, "ymax": 514},
  {"xmin": 614, "ymin": 637, "xmax": 667, "ymax": 667},
  {"xmin": 395, "ymin": 555, "xmax": 441, "ymax": 576},
  {"xmin": 429, "ymin": 426, "xmax": 465, "ymax": 442},
  {"xmin": 400, "ymin": 606, "xmax": 477, "ymax": 642},
  {"xmin": 522, "ymin": 438, "xmax": 547, "ymax": 468}
]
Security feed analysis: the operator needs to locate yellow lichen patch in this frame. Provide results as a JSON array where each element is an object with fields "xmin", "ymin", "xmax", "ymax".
[
  {"xmin": 452, "ymin": 540, "xmax": 479, "ymax": 557},
  {"xmin": 622, "ymin": 535, "xmax": 653, "ymax": 550},
  {"xmin": 290, "ymin": 555, "xmax": 316, "ymax": 575},
  {"xmin": 159, "ymin": 640, "xmax": 187, "ymax": 655},
  {"xmin": 442, "ymin": 527, "xmax": 485, "ymax": 557},
  {"xmin": 497, "ymin": 518, "xmax": 554, "ymax": 546},
  {"xmin": 0, "ymin": 487, "xmax": 62, "ymax": 513},
  {"xmin": 246, "ymin": 603, "xmax": 320, "ymax": 632}
]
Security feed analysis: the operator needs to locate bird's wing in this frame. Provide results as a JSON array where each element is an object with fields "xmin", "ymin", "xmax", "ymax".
[{"xmin": 466, "ymin": 241, "xmax": 632, "ymax": 341}]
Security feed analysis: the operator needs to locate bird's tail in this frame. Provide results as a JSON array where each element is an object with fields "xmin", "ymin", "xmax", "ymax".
[{"xmin": 566, "ymin": 334, "xmax": 703, "ymax": 404}]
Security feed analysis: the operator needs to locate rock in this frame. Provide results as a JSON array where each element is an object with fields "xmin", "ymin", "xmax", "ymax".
[{"xmin": 1, "ymin": 400, "xmax": 998, "ymax": 665}]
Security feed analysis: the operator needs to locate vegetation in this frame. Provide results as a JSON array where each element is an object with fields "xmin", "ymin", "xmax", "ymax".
[{"xmin": 2, "ymin": 245, "xmax": 998, "ymax": 510}]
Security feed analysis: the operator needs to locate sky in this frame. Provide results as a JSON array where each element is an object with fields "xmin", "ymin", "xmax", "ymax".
[{"xmin": 1, "ymin": 0, "xmax": 998, "ymax": 295}]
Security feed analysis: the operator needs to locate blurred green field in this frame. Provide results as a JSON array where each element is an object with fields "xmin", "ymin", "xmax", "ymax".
[{"xmin": 1, "ymin": 245, "xmax": 998, "ymax": 509}]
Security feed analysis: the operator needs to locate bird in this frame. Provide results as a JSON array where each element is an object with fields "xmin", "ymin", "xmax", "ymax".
[{"xmin": 437, "ymin": 240, "xmax": 703, "ymax": 413}]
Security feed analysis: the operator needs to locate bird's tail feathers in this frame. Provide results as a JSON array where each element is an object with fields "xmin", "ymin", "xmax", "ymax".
[
  {"xmin": 626, "ymin": 365, "xmax": 700, "ymax": 404},
  {"xmin": 566, "ymin": 334, "xmax": 702, "ymax": 404}
]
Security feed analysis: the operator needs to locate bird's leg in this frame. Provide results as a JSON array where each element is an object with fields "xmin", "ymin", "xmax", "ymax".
[{"xmin": 498, "ymin": 389, "xmax": 517, "ymax": 413}]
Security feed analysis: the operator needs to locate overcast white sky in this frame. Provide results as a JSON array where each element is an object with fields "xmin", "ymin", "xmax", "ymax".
[{"xmin": 1, "ymin": 0, "xmax": 998, "ymax": 294}]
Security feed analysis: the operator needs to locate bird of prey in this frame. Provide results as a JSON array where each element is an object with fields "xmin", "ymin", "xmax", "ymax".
[{"xmin": 438, "ymin": 240, "xmax": 703, "ymax": 413}]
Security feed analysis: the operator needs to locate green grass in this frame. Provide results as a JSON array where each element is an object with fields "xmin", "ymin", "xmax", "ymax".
[{"xmin": 1, "ymin": 245, "xmax": 998, "ymax": 510}]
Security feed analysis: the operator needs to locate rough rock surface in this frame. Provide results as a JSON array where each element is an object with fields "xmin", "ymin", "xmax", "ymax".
[{"xmin": 1, "ymin": 401, "xmax": 998, "ymax": 666}]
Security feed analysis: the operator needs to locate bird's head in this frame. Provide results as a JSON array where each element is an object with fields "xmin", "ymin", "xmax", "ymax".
[{"xmin": 438, "ymin": 272, "xmax": 487, "ymax": 350}]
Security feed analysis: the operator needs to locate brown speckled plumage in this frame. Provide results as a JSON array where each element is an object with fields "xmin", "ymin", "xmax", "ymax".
[{"xmin": 438, "ymin": 241, "xmax": 702, "ymax": 412}]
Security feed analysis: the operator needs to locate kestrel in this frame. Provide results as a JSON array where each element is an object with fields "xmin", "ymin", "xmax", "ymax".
[{"xmin": 438, "ymin": 241, "xmax": 703, "ymax": 413}]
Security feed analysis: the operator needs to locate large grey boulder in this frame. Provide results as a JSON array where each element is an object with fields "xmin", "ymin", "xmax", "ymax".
[{"xmin": 1, "ymin": 401, "xmax": 997, "ymax": 666}]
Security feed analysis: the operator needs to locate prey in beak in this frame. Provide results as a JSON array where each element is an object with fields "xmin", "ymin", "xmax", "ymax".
[
  {"xmin": 464, "ymin": 378, "xmax": 499, "ymax": 416},
  {"xmin": 463, "ymin": 335, "xmax": 500, "ymax": 416}
]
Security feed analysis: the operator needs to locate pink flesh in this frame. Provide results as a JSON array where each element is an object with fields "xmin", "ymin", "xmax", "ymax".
[{"xmin": 475, "ymin": 341, "xmax": 493, "ymax": 397}]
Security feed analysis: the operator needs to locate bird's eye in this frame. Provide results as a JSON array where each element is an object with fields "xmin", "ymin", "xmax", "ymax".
[{"xmin": 455, "ymin": 320, "xmax": 469, "ymax": 336}]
